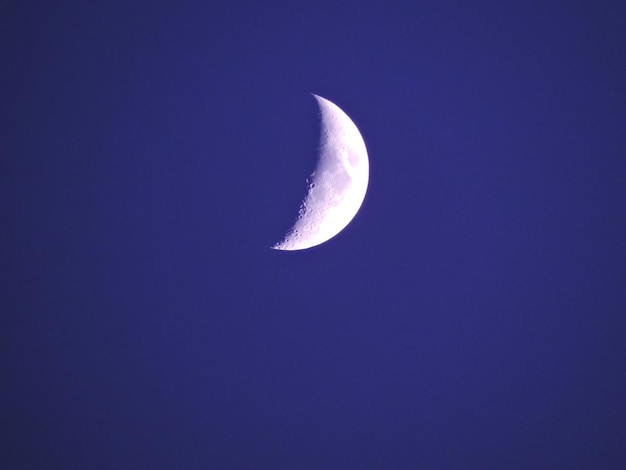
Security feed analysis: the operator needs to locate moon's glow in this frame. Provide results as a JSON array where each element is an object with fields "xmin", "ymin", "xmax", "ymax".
[{"xmin": 272, "ymin": 94, "xmax": 369, "ymax": 251}]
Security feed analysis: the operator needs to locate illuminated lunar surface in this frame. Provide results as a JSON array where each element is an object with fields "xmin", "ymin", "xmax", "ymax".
[{"xmin": 273, "ymin": 94, "xmax": 369, "ymax": 251}]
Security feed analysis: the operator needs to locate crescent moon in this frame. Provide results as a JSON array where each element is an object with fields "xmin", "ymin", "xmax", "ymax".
[{"xmin": 272, "ymin": 94, "xmax": 369, "ymax": 251}]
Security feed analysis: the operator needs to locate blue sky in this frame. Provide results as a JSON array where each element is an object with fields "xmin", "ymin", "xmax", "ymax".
[{"xmin": 3, "ymin": 1, "xmax": 625, "ymax": 468}]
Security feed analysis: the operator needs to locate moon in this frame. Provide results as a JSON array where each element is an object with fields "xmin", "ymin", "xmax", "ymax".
[{"xmin": 272, "ymin": 94, "xmax": 369, "ymax": 251}]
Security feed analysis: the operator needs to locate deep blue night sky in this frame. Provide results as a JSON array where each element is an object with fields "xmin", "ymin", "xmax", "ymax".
[{"xmin": 3, "ymin": 1, "xmax": 626, "ymax": 468}]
